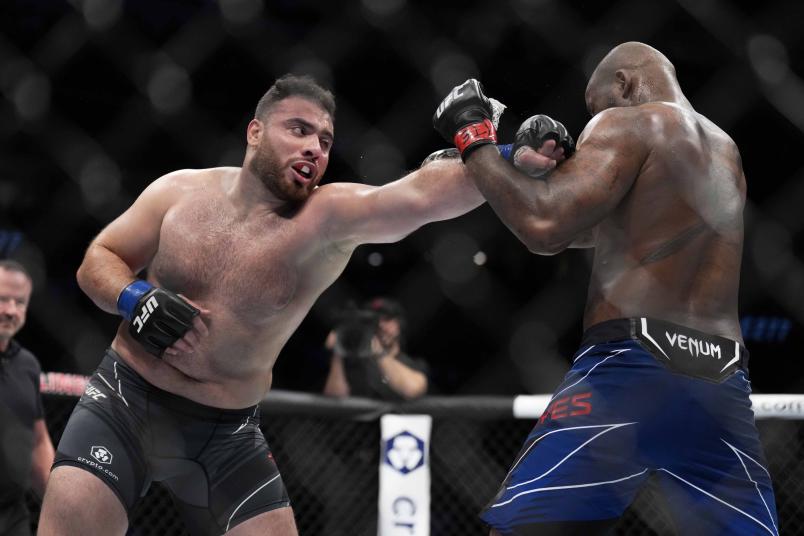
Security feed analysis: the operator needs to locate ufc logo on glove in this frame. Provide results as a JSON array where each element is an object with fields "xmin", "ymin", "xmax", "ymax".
[
  {"xmin": 132, "ymin": 296, "xmax": 159, "ymax": 333},
  {"xmin": 435, "ymin": 85, "xmax": 465, "ymax": 119}
]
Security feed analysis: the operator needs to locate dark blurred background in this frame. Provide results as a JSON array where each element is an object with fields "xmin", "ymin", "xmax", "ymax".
[{"xmin": 1, "ymin": 0, "xmax": 803, "ymax": 396}]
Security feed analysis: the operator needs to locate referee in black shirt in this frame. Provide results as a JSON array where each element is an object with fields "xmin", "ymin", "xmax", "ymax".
[{"xmin": 0, "ymin": 260, "xmax": 54, "ymax": 535}]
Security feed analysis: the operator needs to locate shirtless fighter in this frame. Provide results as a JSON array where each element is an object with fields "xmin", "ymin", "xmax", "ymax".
[
  {"xmin": 434, "ymin": 43, "xmax": 779, "ymax": 535},
  {"xmin": 37, "ymin": 75, "xmax": 569, "ymax": 535}
]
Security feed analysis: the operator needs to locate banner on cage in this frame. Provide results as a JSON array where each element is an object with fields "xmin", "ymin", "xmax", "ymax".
[{"xmin": 378, "ymin": 414, "xmax": 431, "ymax": 536}]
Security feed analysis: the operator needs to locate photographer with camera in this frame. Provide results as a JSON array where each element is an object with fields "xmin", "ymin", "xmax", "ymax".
[{"xmin": 323, "ymin": 298, "xmax": 428, "ymax": 401}]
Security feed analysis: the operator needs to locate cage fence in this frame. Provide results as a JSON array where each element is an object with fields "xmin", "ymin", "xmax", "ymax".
[{"xmin": 26, "ymin": 389, "xmax": 804, "ymax": 535}]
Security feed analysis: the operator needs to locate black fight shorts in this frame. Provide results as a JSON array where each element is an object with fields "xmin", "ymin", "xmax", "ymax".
[{"xmin": 53, "ymin": 350, "xmax": 289, "ymax": 535}]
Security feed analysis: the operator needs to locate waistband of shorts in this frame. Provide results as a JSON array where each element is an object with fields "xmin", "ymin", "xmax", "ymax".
[
  {"xmin": 100, "ymin": 349, "xmax": 259, "ymax": 418},
  {"xmin": 580, "ymin": 318, "xmax": 749, "ymax": 366}
]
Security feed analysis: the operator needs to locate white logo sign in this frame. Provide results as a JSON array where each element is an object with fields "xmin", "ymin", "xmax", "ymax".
[
  {"xmin": 385, "ymin": 432, "xmax": 425, "ymax": 474},
  {"xmin": 132, "ymin": 296, "xmax": 159, "ymax": 333},
  {"xmin": 90, "ymin": 446, "xmax": 113, "ymax": 464}
]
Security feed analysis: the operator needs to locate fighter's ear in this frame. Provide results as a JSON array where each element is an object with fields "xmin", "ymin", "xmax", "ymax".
[
  {"xmin": 615, "ymin": 69, "xmax": 633, "ymax": 100},
  {"xmin": 246, "ymin": 118, "xmax": 263, "ymax": 146},
  {"xmin": 614, "ymin": 69, "xmax": 632, "ymax": 100}
]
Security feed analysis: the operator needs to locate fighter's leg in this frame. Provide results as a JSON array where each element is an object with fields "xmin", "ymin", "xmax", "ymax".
[
  {"xmin": 655, "ymin": 462, "xmax": 778, "ymax": 536},
  {"xmin": 162, "ymin": 404, "xmax": 292, "ymax": 535},
  {"xmin": 37, "ymin": 466, "xmax": 128, "ymax": 536},
  {"xmin": 480, "ymin": 405, "xmax": 650, "ymax": 533},
  {"xmin": 653, "ymin": 430, "xmax": 778, "ymax": 535},
  {"xmin": 489, "ymin": 519, "xmax": 617, "ymax": 536},
  {"xmin": 480, "ymin": 342, "xmax": 657, "ymax": 534},
  {"xmin": 642, "ymin": 366, "xmax": 778, "ymax": 536},
  {"xmin": 226, "ymin": 506, "xmax": 298, "ymax": 536},
  {"xmin": 40, "ymin": 354, "xmax": 148, "ymax": 535}
]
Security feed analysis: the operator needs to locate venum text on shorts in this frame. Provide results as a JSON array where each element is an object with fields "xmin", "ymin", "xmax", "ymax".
[{"xmin": 664, "ymin": 331, "xmax": 722, "ymax": 359}]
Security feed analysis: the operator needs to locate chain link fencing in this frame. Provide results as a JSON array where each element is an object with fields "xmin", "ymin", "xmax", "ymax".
[
  {"xmin": 26, "ymin": 390, "xmax": 804, "ymax": 535},
  {"xmin": 2, "ymin": 1, "xmax": 803, "ymax": 400}
]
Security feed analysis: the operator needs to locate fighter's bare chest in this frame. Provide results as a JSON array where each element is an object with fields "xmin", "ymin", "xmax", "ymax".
[{"xmin": 150, "ymin": 206, "xmax": 314, "ymax": 315}]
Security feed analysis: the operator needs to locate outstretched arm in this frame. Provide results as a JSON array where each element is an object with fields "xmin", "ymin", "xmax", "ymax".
[
  {"xmin": 322, "ymin": 153, "xmax": 484, "ymax": 248},
  {"xmin": 322, "ymin": 140, "xmax": 562, "ymax": 249},
  {"xmin": 464, "ymin": 108, "xmax": 649, "ymax": 254}
]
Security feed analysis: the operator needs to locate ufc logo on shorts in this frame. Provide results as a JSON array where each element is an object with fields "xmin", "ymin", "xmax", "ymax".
[
  {"xmin": 132, "ymin": 296, "xmax": 159, "ymax": 333},
  {"xmin": 84, "ymin": 385, "xmax": 107, "ymax": 401}
]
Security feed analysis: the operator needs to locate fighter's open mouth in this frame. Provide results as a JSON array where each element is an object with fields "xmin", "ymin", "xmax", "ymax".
[{"xmin": 292, "ymin": 163, "xmax": 314, "ymax": 179}]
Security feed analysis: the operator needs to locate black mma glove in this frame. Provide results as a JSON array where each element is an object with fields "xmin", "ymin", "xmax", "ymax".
[
  {"xmin": 433, "ymin": 79, "xmax": 499, "ymax": 161},
  {"xmin": 117, "ymin": 280, "xmax": 199, "ymax": 357},
  {"xmin": 513, "ymin": 114, "xmax": 575, "ymax": 161}
]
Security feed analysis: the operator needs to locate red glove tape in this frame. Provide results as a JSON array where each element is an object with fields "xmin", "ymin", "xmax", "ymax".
[{"xmin": 453, "ymin": 119, "xmax": 497, "ymax": 155}]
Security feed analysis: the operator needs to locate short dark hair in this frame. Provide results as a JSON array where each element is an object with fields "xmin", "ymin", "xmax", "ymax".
[
  {"xmin": 0, "ymin": 259, "xmax": 32, "ymax": 284},
  {"xmin": 255, "ymin": 74, "xmax": 336, "ymax": 121},
  {"xmin": 365, "ymin": 297, "xmax": 407, "ymax": 347}
]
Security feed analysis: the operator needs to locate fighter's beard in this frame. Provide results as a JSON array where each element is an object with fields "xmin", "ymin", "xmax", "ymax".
[{"xmin": 249, "ymin": 145, "xmax": 310, "ymax": 204}]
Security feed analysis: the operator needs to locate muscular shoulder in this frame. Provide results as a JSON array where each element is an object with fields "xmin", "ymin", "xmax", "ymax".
[
  {"xmin": 152, "ymin": 167, "xmax": 235, "ymax": 194},
  {"xmin": 639, "ymin": 103, "xmax": 739, "ymax": 164},
  {"xmin": 311, "ymin": 181, "xmax": 372, "ymax": 200},
  {"xmin": 583, "ymin": 103, "xmax": 732, "ymax": 156},
  {"xmin": 305, "ymin": 181, "xmax": 374, "ymax": 214},
  {"xmin": 305, "ymin": 180, "xmax": 411, "ymax": 249},
  {"xmin": 138, "ymin": 167, "xmax": 235, "ymax": 211},
  {"xmin": 577, "ymin": 106, "xmax": 649, "ymax": 152},
  {"xmin": 583, "ymin": 103, "xmax": 674, "ymax": 141}
]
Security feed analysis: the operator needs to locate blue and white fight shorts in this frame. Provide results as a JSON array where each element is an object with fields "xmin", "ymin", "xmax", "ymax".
[{"xmin": 481, "ymin": 318, "xmax": 779, "ymax": 535}]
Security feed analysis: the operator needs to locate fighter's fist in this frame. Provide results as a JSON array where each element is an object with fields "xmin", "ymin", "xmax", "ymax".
[
  {"xmin": 118, "ymin": 280, "xmax": 199, "ymax": 357},
  {"xmin": 514, "ymin": 114, "xmax": 575, "ymax": 159},
  {"xmin": 433, "ymin": 79, "xmax": 498, "ymax": 160},
  {"xmin": 511, "ymin": 115, "xmax": 575, "ymax": 177}
]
